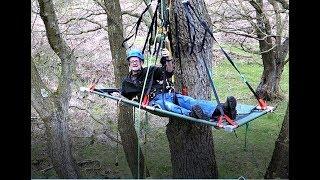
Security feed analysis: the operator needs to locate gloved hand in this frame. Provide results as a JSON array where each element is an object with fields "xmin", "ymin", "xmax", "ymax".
[
  {"xmin": 160, "ymin": 48, "xmax": 172, "ymax": 66},
  {"xmin": 160, "ymin": 56, "xmax": 169, "ymax": 66},
  {"xmin": 161, "ymin": 48, "xmax": 171, "ymax": 58}
]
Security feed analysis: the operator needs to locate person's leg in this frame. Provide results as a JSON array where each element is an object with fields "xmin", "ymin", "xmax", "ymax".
[
  {"xmin": 175, "ymin": 93, "xmax": 217, "ymax": 118},
  {"xmin": 211, "ymin": 96, "xmax": 237, "ymax": 119},
  {"xmin": 149, "ymin": 93, "xmax": 191, "ymax": 116}
]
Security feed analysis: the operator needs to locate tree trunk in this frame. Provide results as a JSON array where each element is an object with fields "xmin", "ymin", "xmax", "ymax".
[
  {"xmin": 117, "ymin": 107, "xmax": 148, "ymax": 178},
  {"xmin": 31, "ymin": 63, "xmax": 80, "ymax": 178},
  {"xmin": 265, "ymin": 102, "xmax": 289, "ymax": 178},
  {"xmin": 103, "ymin": 0, "xmax": 148, "ymax": 178},
  {"xmin": 255, "ymin": 40, "xmax": 288, "ymax": 101},
  {"xmin": 43, "ymin": 109, "xmax": 80, "ymax": 178},
  {"xmin": 166, "ymin": 0, "xmax": 218, "ymax": 178},
  {"xmin": 253, "ymin": 0, "xmax": 289, "ymax": 101},
  {"xmin": 33, "ymin": 0, "xmax": 80, "ymax": 178}
]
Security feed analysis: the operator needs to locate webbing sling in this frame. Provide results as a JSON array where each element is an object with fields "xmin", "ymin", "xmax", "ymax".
[
  {"xmin": 142, "ymin": 3, "xmax": 160, "ymax": 54},
  {"xmin": 198, "ymin": 54, "xmax": 225, "ymax": 117},
  {"xmin": 155, "ymin": 0, "xmax": 179, "ymax": 111},
  {"xmin": 122, "ymin": 3, "xmax": 152, "ymax": 48},
  {"xmin": 142, "ymin": 36, "xmax": 164, "ymax": 105},
  {"xmin": 181, "ymin": 0, "xmax": 225, "ymax": 117},
  {"xmin": 182, "ymin": 1, "xmax": 196, "ymax": 55},
  {"xmin": 184, "ymin": 0, "xmax": 209, "ymax": 53},
  {"xmin": 182, "ymin": 0, "xmax": 267, "ymax": 108}
]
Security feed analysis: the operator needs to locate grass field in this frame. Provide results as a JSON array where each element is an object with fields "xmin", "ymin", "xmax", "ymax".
[
  {"xmin": 211, "ymin": 56, "xmax": 288, "ymax": 178},
  {"xmin": 31, "ymin": 53, "xmax": 289, "ymax": 179}
]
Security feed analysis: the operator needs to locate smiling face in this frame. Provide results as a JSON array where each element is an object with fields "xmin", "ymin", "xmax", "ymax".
[{"xmin": 128, "ymin": 56, "xmax": 144, "ymax": 72}]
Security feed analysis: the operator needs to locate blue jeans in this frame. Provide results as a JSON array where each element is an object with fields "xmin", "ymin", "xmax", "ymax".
[{"xmin": 149, "ymin": 92, "xmax": 217, "ymax": 117}]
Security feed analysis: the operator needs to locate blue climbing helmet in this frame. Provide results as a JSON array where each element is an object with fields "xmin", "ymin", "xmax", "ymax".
[{"xmin": 126, "ymin": 49, "xmax": 144, "ymax": 62}]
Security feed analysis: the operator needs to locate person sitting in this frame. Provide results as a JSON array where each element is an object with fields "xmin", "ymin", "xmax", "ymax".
[{"xmin": 120, "ymin": 49, "xmax": 237, "ymax": 120}]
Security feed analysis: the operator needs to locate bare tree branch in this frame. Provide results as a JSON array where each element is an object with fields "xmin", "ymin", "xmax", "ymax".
[
  {"xmin": 217, "ymin": 28, "xmax": 279, "ymax": 41},
  {"xmin": 69, "ymin": 105, "xmax": 122, "ymax": 144},
  {"xmin": 260, "ymin": 44, "xmax": 277, "ymax": 54},
  {"xmin": 102, "ymin": 130, "xmax": 122, "ymax": 144},
  {"xmin": 122, "ymin": 10, "xmax": 151, "ymax": 27},
  {"xmin": 31, "ymin": 12, "xmax": 39, "ymax": 32},
  {"xmin": 72, "ymin": 7, "xmax": 106, "ymax": 17},
  {"xmin": 217, "ymin": 28, "xmax": 257, "ymax": 39},
  {"xmin": 38, "ymin": 0, "xmax": 77, "ymax": 102},
  {"xmin": 224, "ymin": 0, "xmax": 270, "ymax": 38},
  {"xmin": 142, "ymin": 0, "xmax": 154, "ymax": 18},
  {"xmin": 40, "ymin": 160, "xmax": 104, "ymax": 173},
  {"xmin": 31, "ymin": 6, "xmax": 40, "ymax": 15},
  {"xmin": 61, "ymin": 17, "xmax": 108, "ymax": 31},
  {"xmin": 249, "ymin": 0, "xmax": 263, "ymax": 14},
  {"xmin": 93, "ymin": 0, "xmax": 107, "ymax": 11},
  {"xmin": 274, "ymin": 0, "xmax": 289, "ymax": 10},
  {"xmin": 93, "ymin": 0, "xmax": 128, "ymax": 33},
  {"xmin": 69, "ymin": 105, "xmax": 106, "ymax": 127},
  {"xmin": 239, "ymin": 37, "xmax": 260, "ymax": 54}
]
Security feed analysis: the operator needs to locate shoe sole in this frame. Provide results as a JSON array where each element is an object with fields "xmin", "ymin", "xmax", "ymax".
[
  {"xmin": 227, "ymin": 96, "xmax": 236, "ymax": 110},
  {"xmin": 227, "ymin": 96, "xmax": 237, "ymax": 119}
]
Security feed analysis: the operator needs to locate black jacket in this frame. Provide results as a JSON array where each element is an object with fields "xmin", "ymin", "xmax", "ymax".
[{"xmin": 121, "ymin": 66, "xmax": 173, "ymax": 100}]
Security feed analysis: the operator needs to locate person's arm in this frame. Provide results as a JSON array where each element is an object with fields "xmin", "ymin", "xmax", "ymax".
[
  {"xmin": 120, "ymin": 79, "xmax": 130, "ymax": 99},
  {"xmin": 161, "ymin": 48, "xmax": 174, "ymax": 73}
]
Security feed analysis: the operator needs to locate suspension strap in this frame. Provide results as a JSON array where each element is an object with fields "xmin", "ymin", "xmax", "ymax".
[
  {"xmin": 122, "ymin": 3, "xmax": 152, "ymax": 48},
  {"xmin": 182, "ymin": 1, "xmax": 196, "ymax": 55},
  {"xmin": 141, "ymin": 38, "xmax": 164, "ymax": 107},
  {"xmin": 182, "ymin": 0, "xmax": 267, "ymax": 109},
  {"xmin": 219, "ymin": 48, "xmax": 267, "ymax": 109},
  {"xmin": 183, "ymin": 0, "xmax": 210, "ymax": 53},
  {"xmin": 233, "ymin": 130, "xmax": 238, "ymax": 138},
  {"xmin": 199, "ymin": 55, "xmax": 225, "ymax": 118},
  {"xmin": 142, "ymin": 3, "xmax": 160, "ymax": 54}
]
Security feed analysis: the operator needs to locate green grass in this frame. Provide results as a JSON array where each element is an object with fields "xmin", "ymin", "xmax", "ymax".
[
  {"xmin": 212, "ymin": 100, "xmax": 287, "ymax": 178},
  {"xmin": 220, "ymin": 43, "xmax": 260, "ymax": 59},
  {"xmin": 211, "ymin": 57, "xmax": 288, "ymax": 178},
  {"xmin": 31, "ymin": 48, "xmax": 289, "ymax": 179}
]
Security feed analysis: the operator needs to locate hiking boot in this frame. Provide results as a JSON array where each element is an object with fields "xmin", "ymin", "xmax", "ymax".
[
  {"xmin": 189, "ymin": 105, "xmax": 205, "ymax": 119},
  {"xmin": 211, "ymin": 96, "xmax": 237, "ymax": 120},
  {"xmin": 224, "ymin": 96, "xmax": 237, "ymax": 120}
]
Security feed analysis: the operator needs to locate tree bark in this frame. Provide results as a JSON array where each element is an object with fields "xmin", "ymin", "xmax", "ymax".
[
  {"xmin": 166, "ymin": 0, "xmax": 218, "ymax": 178},
  {"xmin": 265, "ymin": 102, "xmax": 289, "ymax": 178},
  {"xmin": 253, "ymin": 0, "xmax": 289, "ymax": 101},
  {"xmin": 33, "ymin": 0, "xmax": 80, "ymax": 177},
  {"xmin": 103, "ymin": 0, "xmax": 148, "ymax": 178}
]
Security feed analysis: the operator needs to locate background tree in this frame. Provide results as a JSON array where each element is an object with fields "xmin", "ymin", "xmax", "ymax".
[
  {"xmin": 253, "ymin": 0, "xmax": 289, "ymax": 100},
  {"xmin": 31, "ymin": 0, "xmax": 289, "ymax": 178},
  {"xmin": 93, "ymin": 0, "xmax": 149, "ymax": 178},
  {"xmin": 265, "ymin": 101, "xmax": 289, "ymax": 178},
  {"xmin": 31, "ymin": 0, "xmax": 80, "ymax": 178},
  {"xmin": 208, "ymin": 0, "xmax": 289, "ymax": 100},
  {"xmin": 166, "ymin": 0, "xmax": 218, "ymax": 178}
]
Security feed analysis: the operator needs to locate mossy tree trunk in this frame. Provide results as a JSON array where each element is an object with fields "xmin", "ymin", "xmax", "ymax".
[
  {"xmin": 32, "ymin": 0, "xmax": 80, "ymax": 178},
  {"xmin": 251, "ymin": 0, "xmax": 289, "ymax": 101},
  {"xmin": 265, "ymin": 102, "xmax": 289, "ymax": 178},
  {"xmin": 97, "ymin": 0, "xmax": 148, "ymax": 178},
  {"xmin": 166, "ymin": 0, "xmax": 218, "ymax": 178}
]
